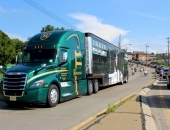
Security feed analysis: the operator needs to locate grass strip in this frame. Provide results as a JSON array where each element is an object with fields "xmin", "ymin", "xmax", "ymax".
[{"xmin": 107, "ymin": 95, "xmax": 134, "ymax": 114}]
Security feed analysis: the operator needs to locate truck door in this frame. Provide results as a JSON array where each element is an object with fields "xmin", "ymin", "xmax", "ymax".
[
  {"xmin": 73, "ymin": 50, "xmax": 85, "ymax": 95},
  {"xmin": 58, "ymin": 48, "xmax": 74, "ymax": 97}
]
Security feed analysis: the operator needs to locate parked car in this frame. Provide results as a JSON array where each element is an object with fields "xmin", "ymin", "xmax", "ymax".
[
  {"xmin": 166, "ymin": 69, "xmax": 170, "ymax": 89},
  {"xmin": 151, "ymin": 64, "xmax": 156, "ymax": 68},
  {"xmin": 156, "ymin": 65, "xmax": 164, "ymax": 73},
  {"xmin": 159, "ymin": 68, "xmax": 169, "ymax": 79}
]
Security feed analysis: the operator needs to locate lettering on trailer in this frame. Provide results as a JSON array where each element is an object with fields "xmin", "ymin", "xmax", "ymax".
[
  {"xmin": 93, "ymin": 47, "xmax": 107, "ymax": 57},
  {"xmin": 92, "ymin": 39, "xmax": 106, "ymax": 50},
  {"xmin": 92, "ymin": 39, "xmax": 107, "ymax": 57},
  {"xmin": 74, "ymin": 51, "xmax": 82, "ymax": 95}
]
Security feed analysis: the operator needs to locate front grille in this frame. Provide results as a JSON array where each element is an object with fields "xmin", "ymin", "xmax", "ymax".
[
  {"xmin": 4, "ymin": 90, "xmax": 24, "ymax": 96},
  {"xmin": 3, "ymin": 72, "xmax": 27, "ymax": 96}
]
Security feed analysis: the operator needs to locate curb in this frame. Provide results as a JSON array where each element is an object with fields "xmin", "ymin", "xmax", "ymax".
[
  {"xmin": 136, "ymin": 80, "xmax": 157, "ymax": 130},
  {"xmin": 71, "ymin": 78, "xmax": 155, "ymax": 130}
]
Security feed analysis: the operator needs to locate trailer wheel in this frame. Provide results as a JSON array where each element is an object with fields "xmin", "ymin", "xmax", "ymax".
[
  {"xmin": 46, "ymin": 84, "xmax": 59, "ymax": 107},
  {"xmin": 87, "ymin": 80, "xmax": 93, "ymax": 95},
  {"xmin": 125, "ymin": 76, "xmax": 128, "ymax": 83},
  {"xmin": 93, "ymin": 79, "xmax": 99, "ymax": 93}
]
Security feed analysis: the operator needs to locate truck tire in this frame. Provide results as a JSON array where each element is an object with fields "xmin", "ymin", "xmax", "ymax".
[
  {"xmin": 46, "ymin": 84, "xmax": 59, "ymax": 107},
  {"xmin": 93, "ymin": 79, "xmax": 99, "ymax": 93},
  {"xmin": 87, "ymin": 80, "xmax": 93, "ymax": 95}
]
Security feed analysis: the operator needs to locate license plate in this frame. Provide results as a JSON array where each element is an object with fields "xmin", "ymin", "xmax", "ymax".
[{"xmin": 10, "ymin": 96, "xmax": 16, "ymax": 101}]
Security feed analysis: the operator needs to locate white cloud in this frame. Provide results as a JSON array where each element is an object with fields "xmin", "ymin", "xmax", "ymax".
[
  {"xmin": 0, "ymin": 6, "xmax": 21, "ymax": 13},
  {"xmin": 0, "ymin": 6, "xmax": 6, "ymax": 12},
  {"xmin": 69, "ymin": 13, "xmax": 129, "ymax": 42},
  {"xmin": 136, "ymin": 12, "xmax": 168, "ymax": 20},
  {"xmin": 6, "ymin": 32, "xmax": 27, "ymax": 42},
  {"xmin": 11, "ymin": 9, "xmax": 20, "ymax": 13}
]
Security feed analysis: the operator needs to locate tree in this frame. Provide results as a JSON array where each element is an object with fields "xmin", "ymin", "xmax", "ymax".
[
  {"xmin": 55, "ymin": 27, "xmax": 60, "ymax": 30},
  {"xmin": 41, "ymin": 25, "xmax": 65, "ymax": 32},
  {"xmin": 156, "ymin": 54, "xmax": 162, "ymax": 60},
  {"xmin": 41, "ymin": 25, "xmax": 55, "ymax": 32},
  {"xmin": 60, "ymin": 27, "xmax": 65, "ymax": 30},
  {"xmin": 0, "ymin": 30, "xmax": 16, "ymax": 66},
  {"xmin": 11, "ymin": 38, "xmax": 26, "ymax": 62}
]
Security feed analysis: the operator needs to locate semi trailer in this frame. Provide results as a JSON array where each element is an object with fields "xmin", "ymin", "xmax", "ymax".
[{"xmin": 0, "ymin": 30, "xmax": 128, "ymax": 107}]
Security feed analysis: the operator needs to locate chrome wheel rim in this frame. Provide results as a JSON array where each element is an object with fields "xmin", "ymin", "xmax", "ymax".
[
  {"xmin": 50, "ymin": 89, "xmax": 58, "ymax": 103},
  {"xmin": 95, "ymin": 82, "xmax": 98, "ymax": 91},
  {"xmin": 89, "ymin": 82, "xmax": 93, "ymax": 93}
]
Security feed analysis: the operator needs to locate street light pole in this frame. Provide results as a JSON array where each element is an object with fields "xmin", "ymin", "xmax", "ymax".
[
  {"xmin": 146, "ymin": 44, "xmax": 149, "ymax": 65},
  {"xmin": 119, "ymin": 34, "xmax": 121, "ymax": 48}
]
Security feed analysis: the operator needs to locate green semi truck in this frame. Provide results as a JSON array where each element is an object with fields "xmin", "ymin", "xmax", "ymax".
[{"xmin": 0, "ymin": 30, "xmax": 128, "ymax": 107}]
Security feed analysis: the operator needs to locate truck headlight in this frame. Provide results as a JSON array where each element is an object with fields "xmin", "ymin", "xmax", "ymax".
[{"xmin": 30, "ymin": 80, "xmax": 44, "ymax": 88}]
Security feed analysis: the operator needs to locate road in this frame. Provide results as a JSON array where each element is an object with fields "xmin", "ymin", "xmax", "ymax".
[
  {"xmin": 0, "ymin": 66, "xmax": 154, "ymax": 130},
  {"xmin": 147, "ymin": 78, "xmax": 170, "ymax": 130}
]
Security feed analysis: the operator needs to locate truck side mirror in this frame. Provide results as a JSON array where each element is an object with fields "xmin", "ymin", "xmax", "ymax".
[
  {"xmin": 59, "ymin": 51, "xmax": 68, "ymax": 65},
  {"xmin": 63, "ymin": 52, "xmax": 68, "ymax": 62}
]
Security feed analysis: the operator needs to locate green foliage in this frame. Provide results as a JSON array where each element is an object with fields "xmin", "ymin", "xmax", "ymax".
[
  {"xmin": 107, "ymin": 95, "xmax": 133, "ymax": 114},
  {"xmin": 11, "ymin": 38, "xmax": 26, "ymax": 61},
  {"xmin": 156, "ymin": 54, "xmax": 162, "ymax": 60},
  {"xmin": 41, "ymin": 25, "xmax": 55, "ymax": 32},
  {"xmin": 0, "ymin": 30, "xmax": 16, "ymax": 66},
  {"xmin": 41, "ymin": 25, "xmax": 65, "ymax": 32},
  {"xmin": 156, "ymin": 61, "xmax": 170, "ymax": 66},
  {"xmin": 0, "ymin": 30, "xmax": 26, "ymax": 67},
  {"xmin": 107, "ymin": 104, "xmax": 118, "ymax": 113}
]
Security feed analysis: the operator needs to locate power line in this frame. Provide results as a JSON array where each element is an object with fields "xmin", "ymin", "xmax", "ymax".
[{"xmin": 23, "ymin": 0, "xmax": 80, "ymax": 31}]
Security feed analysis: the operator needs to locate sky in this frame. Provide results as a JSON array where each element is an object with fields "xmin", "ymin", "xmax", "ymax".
[{"xmin": 0, "ymin": 0, "xmax": 170, "ymax": 54}]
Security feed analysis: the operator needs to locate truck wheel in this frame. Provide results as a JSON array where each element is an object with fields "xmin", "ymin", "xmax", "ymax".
[
  {"xmin": 46, "ymin": 84, "xmax": 59, "ymax": 107},
  {"xmin": 125, "ymin": 76, "xmax": 128, "ymax": 83},
  {"xmin": 93, "ymin": 79, "xmax": 99, "ymax": 93},
  {"xmin": 87, "ymin": 80, "xmax": 93, "ymax": 95}
]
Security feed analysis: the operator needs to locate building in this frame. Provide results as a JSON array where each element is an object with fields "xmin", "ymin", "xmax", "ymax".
[
  {"xmin": 132, "ymin": 51, "xmax": 151, "ymax": 61},
  {"xmin": 149, "ymin": 53, "xmax": 156, "ymax": 60},
  {"xmin": 127, "ymin": 52, "xmax": 133, "ymax": 61}
]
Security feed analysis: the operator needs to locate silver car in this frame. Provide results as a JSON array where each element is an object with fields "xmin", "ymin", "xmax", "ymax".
[{"xmin": 160, "ymin": 68, "xmax": 169, "ymax": 79}]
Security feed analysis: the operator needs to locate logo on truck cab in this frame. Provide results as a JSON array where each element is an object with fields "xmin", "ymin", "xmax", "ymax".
[{"xmin": 40, "ymin": 33, "xmax": 52, "ymax": 40}]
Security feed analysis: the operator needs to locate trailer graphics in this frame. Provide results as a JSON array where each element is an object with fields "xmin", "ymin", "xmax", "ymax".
[{"xmin": 0, "ymin": 30, "xmax": 128, "ymax": 107}]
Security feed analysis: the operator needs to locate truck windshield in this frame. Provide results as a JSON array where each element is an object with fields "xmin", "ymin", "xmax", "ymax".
[{"xmin": 21, "ymin": 49, "xmax": 57, "ymax": 63}]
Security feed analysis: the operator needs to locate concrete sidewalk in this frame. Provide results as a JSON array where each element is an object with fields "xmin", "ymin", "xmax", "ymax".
[{"xmin": 76, "ymin": 82, "xmax": 157, "ymax": 130}]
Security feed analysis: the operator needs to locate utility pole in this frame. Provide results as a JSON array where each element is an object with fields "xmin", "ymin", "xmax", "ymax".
[
  {"xmin": 146, "ymin": 44, "xmax": 149, "ymax": 65},
  {"xmin": 167, "ymin": 38, "xmax": 170, "ymax": 66},
  {"xmin": 118, "ymin": 34, "xmax": 121, "ymax": 48}
]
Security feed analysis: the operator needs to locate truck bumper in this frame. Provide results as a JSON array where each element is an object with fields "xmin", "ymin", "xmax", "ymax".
[{"xmin": 0, "ymin": 88, "xmax": 48, "ymax": 104}]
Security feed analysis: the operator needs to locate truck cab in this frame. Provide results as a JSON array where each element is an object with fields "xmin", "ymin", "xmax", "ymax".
[{"xmin": 0, "ymin": 30, "xmax": 87, "ymax": 107}]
